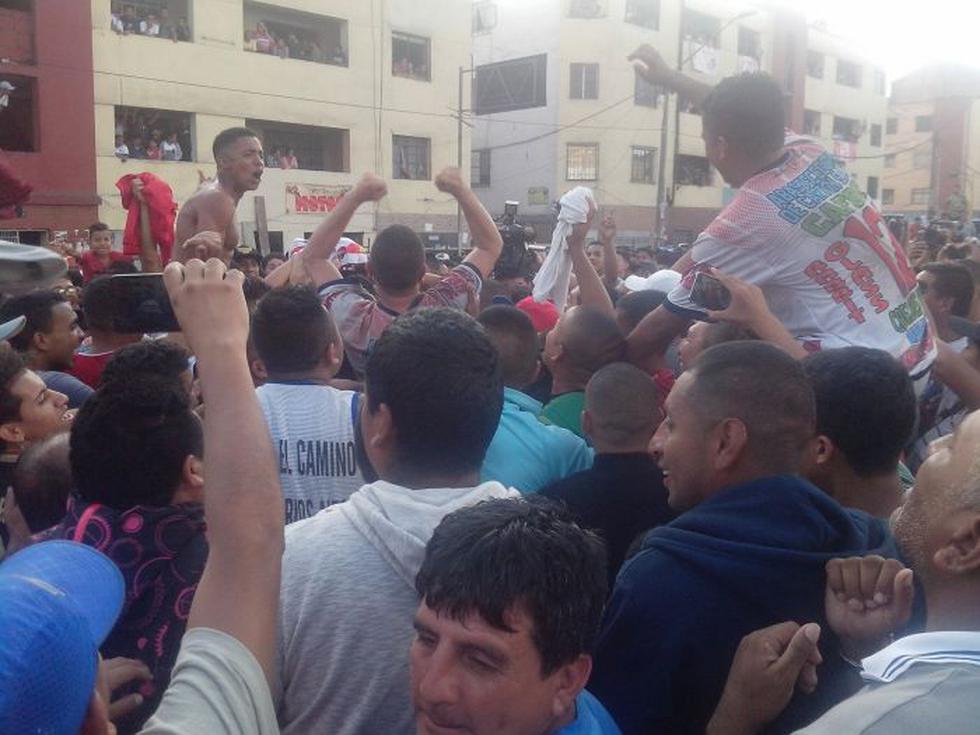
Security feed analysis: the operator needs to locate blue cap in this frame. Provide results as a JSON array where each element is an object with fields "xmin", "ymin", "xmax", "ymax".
[{"xmin": 0, "ymin": 541, "xmax": 125, "ymax": 734}]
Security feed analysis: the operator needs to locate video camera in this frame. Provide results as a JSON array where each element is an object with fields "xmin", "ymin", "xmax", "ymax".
[{"xmin": 493, "ymin": 201, "xmax": 535, "ymax": 279}]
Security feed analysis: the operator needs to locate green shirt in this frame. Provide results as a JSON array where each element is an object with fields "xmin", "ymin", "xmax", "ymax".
[{"xmin": 541, "ymin": 391, "xmax": 587, "ymax": 439}]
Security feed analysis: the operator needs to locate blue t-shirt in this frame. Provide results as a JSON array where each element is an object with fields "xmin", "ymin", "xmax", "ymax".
[{"xmin": 557, "ymin": 690, "xmax": 621, "ymax": 735}]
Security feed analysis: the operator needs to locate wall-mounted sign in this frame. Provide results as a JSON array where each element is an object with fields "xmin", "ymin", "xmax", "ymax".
[{"xmin": 286, "ymin": 183, "xmax": 351, "ymax": 214}]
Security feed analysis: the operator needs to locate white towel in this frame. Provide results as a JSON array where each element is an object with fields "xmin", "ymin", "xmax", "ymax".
[{"xmin": 532, "ymin": 187, "xmax": 595, "ymax": 312}]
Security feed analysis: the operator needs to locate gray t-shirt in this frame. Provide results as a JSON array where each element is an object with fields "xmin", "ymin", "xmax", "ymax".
[{"xmin": 140, "ymin": 628, "xmax": 277, "ymax": 735}]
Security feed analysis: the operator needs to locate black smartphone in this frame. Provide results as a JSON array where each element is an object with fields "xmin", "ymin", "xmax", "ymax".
[
  {"xmin": 107, "ymin": 273, "xmax": 180, "ymax": 333},
  {"xmin": 689, "ymin": 272, "xmax": 732, "ymax": 311}
]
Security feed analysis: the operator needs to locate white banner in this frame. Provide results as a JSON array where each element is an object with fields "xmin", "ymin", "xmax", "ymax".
[{"xmin": 285, "ymin": 183, "xmax": 351, "ymax": 214}]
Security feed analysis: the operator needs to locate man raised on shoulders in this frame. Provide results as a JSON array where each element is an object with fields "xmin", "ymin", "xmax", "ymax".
[{"xmin": 174, "ymin": 127, "xmax": 265, "ymax": 262}]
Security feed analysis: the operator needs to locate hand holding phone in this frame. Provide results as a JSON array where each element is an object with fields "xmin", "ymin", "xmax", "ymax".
[
  {"xmin": 690, "ymin": 271, "xmax": 732, "ymax": 311},
  {"xmin": 107, "ymin": 273, "xmax": 180, "ymax": 334}
]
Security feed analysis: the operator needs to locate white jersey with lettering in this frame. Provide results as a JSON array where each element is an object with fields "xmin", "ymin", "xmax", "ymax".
[
  {"xmin": 666, "ymin": 133, "xmax": 935, "ymax": 378},
  {"xmin": 256, "ymin": 382, "xmax": 364, "ymax": 524}
]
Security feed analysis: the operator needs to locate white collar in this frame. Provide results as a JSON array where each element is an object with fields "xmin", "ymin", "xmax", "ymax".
[{"xmin": 861, "ymin": 631, "xmax": 980, "ymax": 683}]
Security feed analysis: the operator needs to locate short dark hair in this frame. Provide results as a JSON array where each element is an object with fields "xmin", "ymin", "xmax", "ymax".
[
  {"xmin": 586, "ymin": 363, "xmax": 660, "ymax": 447},
  {"xmin": 0, "ymin": 343, "xmax": 26, "ymax": 425},
  {"xmin": 477, "ymin": 305, "xmax": 538, "ymax": 388},
  {"xmin": 615, "ymin": 290, "xmax": 667, "ymax": 332},
  {"xmin": 0, "ymin": 291, "xmax": 66, "ymax": 353},
  {"xmin": 561, "ymin": 306, "xmax": 627, "ymax": 379},
  {"xmin": 251, "ymin": 286, "xmax": 337, "ymax": 375},
  {"xmin": 701, "ymin": 321, "xmax": 759, "ymax": 351},
  {"xmin": 370, "ymin": 225, "xmax": 426, "ymax": 292},
  {"xmin": 212, "ymin": 126, "xmax": 259, "ymax": 161},
  {"xmin": 702, "ymin": 73, "xmax": 786, "ymax": 159},
  {"xmin": 922, "ymin": 263, "xmax": 974, "ymax": 317},
  {"xmin": 365, "ymin": 308, "xmax": 502, "ymax": 480},
  {"xmin": 416, "ymin": 496, "xmax": 607, "ymax": 675},
  {"xmin": 803, "ymin": 348, "xmax": 915, "ymax": 476},
  {"xmin": 232, "ymin": 250, "xmax": 262, "ymax": 268},
  {"xmin": 12, "ymin": 434, "xmax": 72, "ymax": 533},
  {"xmin": 89, "ymin": 222, "xmax": 110, "ymax": 235},
  {"xmin": 242, "ymin": 274, "xmax": 272, "ymax": 310},
  {"xmin": 687, "ymin": 341, "xmax": 815, "ymax": 472},
  {"xmin": 80, "ymin": 276, "xmax": 117, "ymax": 333},
  {"xmin": 70, "ymin": 374, "xmax": 204, "ymax": 508},
  {"xmin": 100, "ymin": 340, "xmax": 190, "ymax": 390}
]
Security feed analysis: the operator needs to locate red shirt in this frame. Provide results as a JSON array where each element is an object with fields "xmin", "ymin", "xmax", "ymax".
[
  {"xmin": 80, "ymin": 250, "xmax": 131, "ymax": 284},
  {"xmin": 67, "ymin": 348, "xmax": 116, "ymax": 388}
]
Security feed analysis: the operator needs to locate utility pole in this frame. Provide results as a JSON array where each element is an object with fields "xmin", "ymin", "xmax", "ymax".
[{"xmin": 455, "ymin": 65, "xmax": 475, "ymax": 256}]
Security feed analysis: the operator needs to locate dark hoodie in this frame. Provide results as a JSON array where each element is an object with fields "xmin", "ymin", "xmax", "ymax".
[
  {"xmin": 588, "ymin": 475, "xmax": 916, "ymax": 735},
  {"xmin": 39, "ymin": 496, "xmax": 207, "ymax": 733}
]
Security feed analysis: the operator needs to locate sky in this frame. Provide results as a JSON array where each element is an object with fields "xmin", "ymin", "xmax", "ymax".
[{"xmin": 782, "ymin": 0, "xmax": 980, "ymax": 82}]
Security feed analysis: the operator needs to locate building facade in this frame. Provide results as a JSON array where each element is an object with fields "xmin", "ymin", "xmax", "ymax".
[
  {"xmin": 882, "ymin": 65, "xmax": 980, "ymax": 221},
  {"xmin": 0, "ymin": 0, "xmax": 99, "ymax": 245},
  {"xmin": 92, "ymin": 0, "xmax": 471, "ymax": 252},
  {"xmin": 470, "ymin": 0, "xmax": 887, "ymax": 246}
]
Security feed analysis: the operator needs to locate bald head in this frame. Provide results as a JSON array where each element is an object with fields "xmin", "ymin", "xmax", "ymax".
[
  {"xmin": 688, "ymin": 341, "xmax": 815, "ymax": 474},
  {"xmin": 478, "ymin": 305, "xmax": 539, "ymax": 389},
  {"xmin": 585, "ymin": 363, "xmax": 661, "ymax": 452},
  {"xmin": 548, "ymin": 306, "xmax": 626, "ymax": 389},
  {"xmin": 11, "ymin": 432, "xmax": 72, "ymax": 533}
]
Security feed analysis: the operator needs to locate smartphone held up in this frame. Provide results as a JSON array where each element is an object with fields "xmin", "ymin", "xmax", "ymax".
[{"xmin": 107, "ymin": 273, "xmax": 180, "ymax": 334}]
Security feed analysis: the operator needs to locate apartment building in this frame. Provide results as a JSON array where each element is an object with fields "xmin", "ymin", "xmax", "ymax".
[
  {"xmin": 471, "ymin": 0, "xmax": 887, "ymax": 245},
  {"xmin": 882, "ymin": 64, "xmax": 980, "ymax": 221},
  {"xmin": 91, "ymin": 0, "xmax": 470, "ymax": 252}
]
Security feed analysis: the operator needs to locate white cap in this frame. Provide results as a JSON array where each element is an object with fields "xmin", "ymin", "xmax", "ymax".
[
  {"xmin": 0, "ymin": 81, "xmax": 14, "ymax": 92},
  {"xmin": 624, "ymin": 269, "xmax": 682, "ymax": 293}
]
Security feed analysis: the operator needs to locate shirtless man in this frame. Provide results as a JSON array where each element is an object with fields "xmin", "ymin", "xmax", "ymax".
[{"xmin": 174, "ymin": 127, "xmax": 265, "ymax": 263}]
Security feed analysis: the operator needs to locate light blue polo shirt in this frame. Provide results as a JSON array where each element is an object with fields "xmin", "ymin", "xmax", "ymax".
[
  {"xmin": 557, "ymin": 690, "xmax": 622, "ymax": 735},
  {"xmin": 481, "ymin": 387, "xmax": 593, "ymax": 494}
]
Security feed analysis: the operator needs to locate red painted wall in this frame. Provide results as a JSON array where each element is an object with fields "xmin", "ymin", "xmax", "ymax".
[{"xmin": 1, "ymin": 0, "xmax": 98, "ymax": 235}]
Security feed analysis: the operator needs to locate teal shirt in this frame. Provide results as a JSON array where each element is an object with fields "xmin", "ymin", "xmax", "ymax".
[
  {"xmin": 557, "ymin": 690, "xmax": 622, "ymax": 735},
  {"xmin": 481, "ymin": 388, "xmax": 594, "ymax": 494},
  {"xmin": 541, "ymin": 391, "xmax": 587, "ymax": 439}
]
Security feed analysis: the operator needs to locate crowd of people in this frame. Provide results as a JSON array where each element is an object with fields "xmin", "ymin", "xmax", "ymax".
[
  {"xmin": 244, "ymin": 21, "xmax": 347, "ymax": 66},
  {"xmin": 114, "ymin": 109, "xmax": 191, "ymax": 162},
  {"xmin": 110, "ymin": 3, "xmax": 191, "ymax": 42},
  {"xmin": 4, "ymin": 44, "xmax": 980, "ymax": 735}
]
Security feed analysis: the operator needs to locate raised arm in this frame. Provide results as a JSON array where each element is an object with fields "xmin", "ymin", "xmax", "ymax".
[
  {"xmin": 131, "ymin": 179, "xmax": 162, "ymax": 273},
  {"xmin": 629, "ymin": 44, "xmax": 713, "ymax": 108},
  {"xmin": 567, "ymin": 202, "xmax": 615, "ymax": 318},
  {"xmin": 163, "ymin": 258, "xmax": 282, "ymax": 685},
  {"xmin": 435, "ymin": 167, "xmax": 504, "ymax": 279},
  {"xmin": 301, "ymin": 173, "xmax": 387, "ymax": 287},
  {"xmin": 598, "ymin": 213, "xmax": 620, "ymax": 290}
]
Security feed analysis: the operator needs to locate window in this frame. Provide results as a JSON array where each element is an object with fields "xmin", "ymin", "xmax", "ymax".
[
  {"xmin": 566, "ymin": 143, "xmax": 599, "ymax": 181},
  {"xmin": 678, "ymin": 94, "xmax": 701, "ymax": 115},
  {"xmin": 675, "ymin": 155, "xmax": 711, "ymax": 186},
  {"xmin": 624, "ymin": 0, "xmax": 659, "ymax": 29},
  {"xmin": 568, "ymin": 0, "xmax": 606, "ymax": 18},
  {"xmin": 915, "ymin": 115, "xmax": 932, "ymax": 132},
  {"xmin": 474, "ymin": 54, "xmax": 547, "ymax": 115},
  {"xmin": 630, "ymin": 146, "xmax": 656, "ymax": 184},
  {"xmin": 0, "ymin": 74, "xmax": 35, "ymax": 152},
  {"xmin": 393, "ymin": 135, "xmax": 430, "ymax": 180},
  {"xmin": 392, "ymin": 32, "xmax": 430, "ymax": 81},
  {"xmin": 807, "ymin": 51, "xmax": 824, "ymax": 79},
  {"xmin": 682, "ymin": 10, "xmax": 720, "ymax": 47},
  {"xmin": 472, "ymin": 2, "xmax": 497, "ymax": 34},
  {"xmin": 737, "ymin": 27, "xmax": 761, "ymax": 60},
  {"xmin": 114, "ymin": 106, "xmax": 193, "ymax": 161},
  {"xmin": 911, "ymin": 188, "xmax": 931, "ymax": 205},
  {"xmin": 112, "ymin": 0, "xmax": 192, "ymax": 42},
  {"xmin": 884, "ymin": 154, "xmax": 896, "ymax": 168},
  {"xmin": 873, "ymin": 69, "xmax": 886, "ymax": 96},
  {"xmin": 886, "ymin": 117, "xmax": 898, "ymax": 135},
  {"xmin": 882, "ymin": 189, "xmax": 895, "ymax": 205},
  {"xmin": 246, "ymin": 119, "xmax": 349, "ymax": 171},
  {"xmin": 471, "ymin": 149, "xmax": 490, "ymax": 187},
  {"xmin": 634, "ymin": 71, "xmax": 662, "ymax": 107},
  {"xmin": 870, "ymin": 123, "xmax": 882, "ymax": 147},
  {"xmin": 836, "ymin": 59, "xmax": 862, "ymax": 88},
  {"xmin": 832, "ymin": 116, "xmax": 861, "ymax": 143},
  {"xmin": 804, "ymin": 110, "xmax": 821, "ymax": 137},
  {"xmin": 0, "ymin": 0, "xmax": 34, "ymax": 64},
  {"xmin": 913, "ymin": 149, "xmax": 932, "ymax": 169},
  {"xmin": 570, "ymin": 63, "xmax": 599, "ymax": 100},
  {"xmin": 866, "ymin": 176, "xmax": 879, "ymax": 200},
  {"xmin": 243, "ymin": 2, "xmax": 347, "ymax": 65}
]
